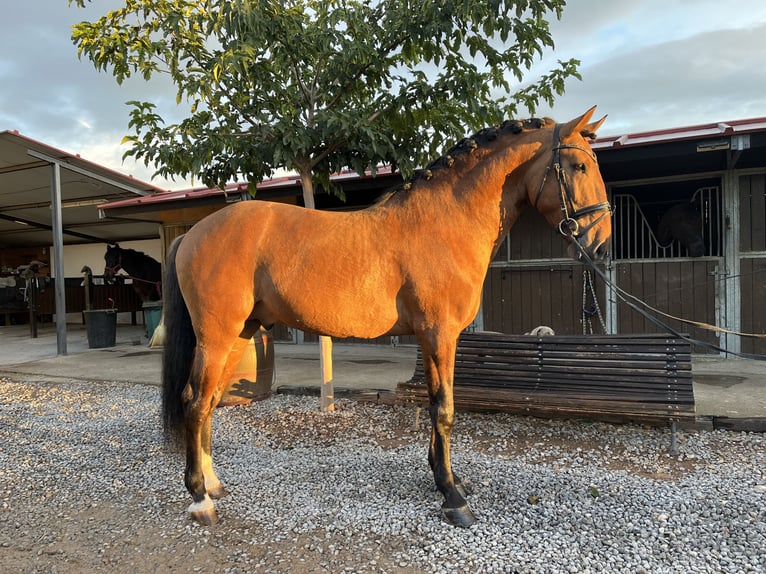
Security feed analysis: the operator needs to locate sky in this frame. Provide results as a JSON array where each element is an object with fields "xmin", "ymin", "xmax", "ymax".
[{"xmin": 2, "ymin": 0, "xmax": 766, "ymax": 191}]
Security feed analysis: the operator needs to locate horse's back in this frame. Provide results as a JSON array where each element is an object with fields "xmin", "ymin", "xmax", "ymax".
[{"xmin": 175, "ymin": 201, "xmax": 409, "ymax": 338}]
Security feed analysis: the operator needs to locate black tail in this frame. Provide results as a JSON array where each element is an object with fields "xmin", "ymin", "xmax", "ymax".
[{"xmin": 161, "ymin": 235, "xmax": 196, "ymax": 444}]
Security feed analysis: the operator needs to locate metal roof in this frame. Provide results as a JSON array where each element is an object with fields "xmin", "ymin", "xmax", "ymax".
[
  {"xmin": 98, "ymin": 166, "xmax": 399, "ymax": 215},
  {"xmin": 592, "ymin": 117, "xmax": 766, "ymax": 150},
  {"xmin": 0, "ymin": 130, "xmax": 167, "ymax": 248},
  {"xmin": 97, "ymin": 116, "xmax": 766, "ymax": 217}
]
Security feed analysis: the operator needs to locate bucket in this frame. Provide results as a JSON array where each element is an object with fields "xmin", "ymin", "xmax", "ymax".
[
  {"xmin": 83, "ymin": 309, "xmax": 118, "ymax": 349},
  {"xmin": 219, "ymin": 328, "xmax": 275, "ymax": 407},
  {"xmin": 142, "ymin": 301, "xmax": 163, "ymax": 341}
]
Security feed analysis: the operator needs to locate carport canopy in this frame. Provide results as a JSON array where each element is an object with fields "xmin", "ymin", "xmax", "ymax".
[{"xmin": 0, "ymin": 130, "xmax": 168, "ymax": 355}]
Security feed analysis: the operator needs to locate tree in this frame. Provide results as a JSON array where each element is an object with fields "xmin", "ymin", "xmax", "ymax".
[
  {"xmin": 70, "ymin": 0, "xmax": 580, "ymax": 410},
  {"xmin": 70, "ymin": 0, "xmax": 578, "ymax": 205}
]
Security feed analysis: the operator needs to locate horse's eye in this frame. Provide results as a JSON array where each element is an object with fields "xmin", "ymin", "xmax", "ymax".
[{"xmin": 574, "ymin": 163, "xmax": 586, "ymax": 173}]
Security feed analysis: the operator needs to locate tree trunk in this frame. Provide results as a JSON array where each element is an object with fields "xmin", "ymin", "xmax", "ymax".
[{"xmin": 299, "ymin": 169, "xmax": 334, "ymax": 412}]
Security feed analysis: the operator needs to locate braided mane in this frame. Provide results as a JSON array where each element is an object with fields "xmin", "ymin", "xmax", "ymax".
[{"xmin": 375, "ymin": 117, "xmax": 554, "ymax": 205}]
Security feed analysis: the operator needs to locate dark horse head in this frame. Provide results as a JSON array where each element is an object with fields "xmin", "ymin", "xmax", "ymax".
[
  {"xmin": 657, "ymin": 200, "xmax": 705, "ymax": 257},
  {"xmin": 104, "ymin": 243, "xmax": 162, "ymax": 301}
]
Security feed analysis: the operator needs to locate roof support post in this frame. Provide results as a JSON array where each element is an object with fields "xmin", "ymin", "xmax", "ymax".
[
  {"xmin": 50, "ymin": 162, "xmax": 67, "ymax": 356},
  {"xmin": 721, "ymin": 170, "xmax": 741, "ymax": 356}
]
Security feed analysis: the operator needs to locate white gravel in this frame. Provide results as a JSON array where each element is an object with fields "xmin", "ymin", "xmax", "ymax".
[{"xmin": 0, "ymin": 375, "xmax": 764, "ymax": 573}]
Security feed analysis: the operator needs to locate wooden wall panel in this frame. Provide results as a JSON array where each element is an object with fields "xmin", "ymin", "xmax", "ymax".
[
  {"xmin": 482, "ymin": 265, "xmax": 601, "ymax": 335},
  {"xmin": 740, "ymin": 174, "xmax": 766, "ymax": 252},
  {"xmin": 739, "ymin": 257, "xmax": 766, "ymax": 356},
  {"xmin": 615, "ymin": 260, "xmax": 719, "ymax": 352},
  {"xmin": 505, "ymin": 209, "xmax": 568, "ymax": 261}
]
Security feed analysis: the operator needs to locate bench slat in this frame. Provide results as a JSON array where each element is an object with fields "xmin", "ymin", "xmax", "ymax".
[{"xmin": 398, "ymin": 332, "xmax": 696, "ymax": 424}]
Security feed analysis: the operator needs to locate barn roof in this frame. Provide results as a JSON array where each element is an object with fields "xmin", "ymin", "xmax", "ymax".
[
  {"xmin": 0, "ymin": 130, "xmax": 166, "ymax": 248},
  {"xmin": 98, "ymin": 115, "xmax": 766, "ymax": 218},
  {"xmin": 592, "ymin": 117, "xmax": 766, "ymax": 150}
]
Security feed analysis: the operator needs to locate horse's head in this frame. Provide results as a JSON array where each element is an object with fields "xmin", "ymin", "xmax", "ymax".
[
  {"xmin": 103, "ymin": 244, "xmax": 122, "ymax": 284},
  {"xmin": 526, "ymin": 107, "xmax": 611, "ymax": 262}
]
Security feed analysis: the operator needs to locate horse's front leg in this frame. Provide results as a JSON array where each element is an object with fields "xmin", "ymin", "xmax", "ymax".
[{"xmin": 422, "ymin": 339, "xmax": 477, "ymax": 527}]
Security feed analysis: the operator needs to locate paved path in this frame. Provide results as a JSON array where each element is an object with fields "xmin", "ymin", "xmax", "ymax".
[{"xmin": 1, "ymin": 323, "xmax": 765, "ymax": 429}]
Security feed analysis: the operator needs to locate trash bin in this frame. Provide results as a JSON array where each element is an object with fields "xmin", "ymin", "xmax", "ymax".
[
  {"xmin": 219, "ymin": 328, "xmax": 275, "ymax": 407},
  {"xmin": 142, "ymin": 301, "xmax": 163, "ymax": 341},
  {"xmin": 83, "ymin": 309, "xmax": 118, "ymax": 348}
]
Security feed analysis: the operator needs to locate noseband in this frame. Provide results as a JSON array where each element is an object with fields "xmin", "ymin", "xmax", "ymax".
[
  {"xmin": 534, "ymin": 124, "xmax": 612, "ymax": 239},
  {"xmin": 104, "ymin": 254, "xmax": 122, "ymax": 275}
]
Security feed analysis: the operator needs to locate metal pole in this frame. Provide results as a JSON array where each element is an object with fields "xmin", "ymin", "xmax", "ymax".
[
  {"xmin": 50, "ymin": 163, "xmax": 67, "ymax": 356},
  {"xmin": 722, "ymin": 170, "xmax": 741, "ymax": 357}
]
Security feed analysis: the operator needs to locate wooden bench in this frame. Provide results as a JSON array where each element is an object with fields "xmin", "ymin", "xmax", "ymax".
[{"xmin": 396, "ymin": 332, "xmax": 695, "ymax": 452}]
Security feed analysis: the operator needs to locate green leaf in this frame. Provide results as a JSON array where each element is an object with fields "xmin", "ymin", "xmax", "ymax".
[{"xmin": 70, "ymin": 0, "xmax": 578, "ymax": 201}]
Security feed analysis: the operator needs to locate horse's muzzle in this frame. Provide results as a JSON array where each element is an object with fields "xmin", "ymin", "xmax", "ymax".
[{"xmin": 568, "ymin": 236, "xmax": 609, "ymax": 262}]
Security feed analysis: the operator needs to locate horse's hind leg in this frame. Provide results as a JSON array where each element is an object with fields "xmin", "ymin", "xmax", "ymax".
[
  {"xmin": 200, "ymin": 415, "xmax": 225, "ymax": 500},
  {"xmin": 199, "ymin": 331, "xmax": 255, "ymax": 501},
  {"xmin": 184, "ymin": 332, "xmax": 254, "ymax": 524},
  {"xmin": 419, "ymin": 335, "xmax": 477, "ymax": 527}
]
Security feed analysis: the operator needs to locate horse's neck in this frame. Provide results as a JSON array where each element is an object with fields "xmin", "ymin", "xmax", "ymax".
[
  {"xmin": 399, "ymin": 139, "xmax": 540, "ymax": 252},
  {"xmin": 120, "ymin": 251, "xmax": 152, "ymax": 278}
]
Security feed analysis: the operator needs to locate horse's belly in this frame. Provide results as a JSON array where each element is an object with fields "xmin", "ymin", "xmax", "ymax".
[{"xmin": 259, "ymin": 288, "xmax": 403, "ymax": 340}]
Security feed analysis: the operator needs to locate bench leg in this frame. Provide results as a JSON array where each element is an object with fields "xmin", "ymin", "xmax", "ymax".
[{"xmin": 670, "ymin": 421, "xmax": 679, "ymax": 456}]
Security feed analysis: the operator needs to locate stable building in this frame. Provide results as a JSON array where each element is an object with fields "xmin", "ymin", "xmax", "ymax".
[
  {"xmin": 0, "ymin": 131, "xmax": 166, "ymax": 353},
  {"xmin": 3, "ymin": 117, "xmax": 766, "ymax": 357},
  {"xmin": 484, "ymin": 117, "xmax": 766, "ymax": 356}
]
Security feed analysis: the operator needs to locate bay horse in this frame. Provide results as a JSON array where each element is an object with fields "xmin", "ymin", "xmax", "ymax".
[
  {"xmin": 103, "ymin": 244, "xmax": 162, "ymax": 302},
  {"xmin": 162, "ymin": 107, "xmax": 612, "ymax": 528}
]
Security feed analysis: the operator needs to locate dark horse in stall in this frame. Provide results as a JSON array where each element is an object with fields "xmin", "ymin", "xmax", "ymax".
[
  {"xmin": 103, "ymin": 244, "xmax": 162, "ymax": 302},
  {"xmin": 161, "ymin": 108, "xmax": 612, "ymax": 527},
  {"xmin": 657, "ymin": 199, "xmax": 705, "ymax": 257}
]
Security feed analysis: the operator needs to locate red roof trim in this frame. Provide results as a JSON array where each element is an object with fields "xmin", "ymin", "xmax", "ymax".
[
  {"xmin": 98, "ymin": 165, "xmax": 396, "ymax": 210},
  {"xmin": 592, "ymin": 116, "xmax": 766, "ymax": 150}
]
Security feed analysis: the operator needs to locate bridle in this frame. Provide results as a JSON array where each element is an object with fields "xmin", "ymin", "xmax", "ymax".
[
  {"xmin": 534, "ymin": 123, "xmax": 612, "ymax": 239},
  {"xmin": 103, "ymin": 251, "xmax": 162, "ymax": 297},
  {"xmin": 104, "ymin": 254, "xmax": 122, "ymax": 275}
]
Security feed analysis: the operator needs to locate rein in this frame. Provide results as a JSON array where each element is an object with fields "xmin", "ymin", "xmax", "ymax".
[
  {"xmin": 534, "ymin": 125, "xmax": 766, "ymax": 359},
  {"xmin": 572, "ymin": 240, "xmax": 766, "ymax": 360},
  {"xmin": 534, "ymin": 124, "xmax": 612, "ymax": 239}
]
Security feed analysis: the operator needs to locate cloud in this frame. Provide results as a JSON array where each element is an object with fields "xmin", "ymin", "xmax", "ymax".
[
  {"xmin": 534, "ymin": 19, "xmax": 766, "ymax": 135},
  {"xmin": 2, "ymin": 0, "xmax": 765, "ymax": 189},
  {"xmin": 0, "ymin": 1, "xmax": 189, "ymax": 189}
]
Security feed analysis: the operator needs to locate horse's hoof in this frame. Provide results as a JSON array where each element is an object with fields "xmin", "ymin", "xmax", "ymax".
[
  {"xmin": 191, "ymin": 508, "xmax": 219, "ymax": 526},
  {"xmin": 188, "ymin": 496, "xmax": 219, "ymax": 525},
  {"xmin": 442, "ymin": 503, "xmax": 477, "ymax": 528}
]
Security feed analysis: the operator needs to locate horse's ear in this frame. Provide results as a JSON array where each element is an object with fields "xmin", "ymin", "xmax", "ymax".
[
  {"xmin": 582, "ymin": 114, "xmax": 607, "ymax": 141},
  {"xmin": 559, "ymin": 106, "xmax": 604, "ymax": 140}
]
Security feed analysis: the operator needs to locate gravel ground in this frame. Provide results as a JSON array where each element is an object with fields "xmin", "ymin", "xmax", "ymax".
[{"xmin": 0, "ymin": 375, "xmax": 764, "ymax": 574}]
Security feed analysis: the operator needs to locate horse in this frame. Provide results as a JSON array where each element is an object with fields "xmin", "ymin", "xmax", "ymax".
[
  {"xmin": 657, "ymin": 200, "xmax": 705, "ymax": 257},
  {"xmin": 161, "ymin": 107, "xmax": 612, "ymax": 528},
  {"xmin": 103, "ymin": 244, "xmax": 162, "ymax": 302}
]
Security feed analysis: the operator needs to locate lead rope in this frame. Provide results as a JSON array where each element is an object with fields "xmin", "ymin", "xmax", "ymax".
[
  {"xmin": 581, "ymin": 269, "xmax": 607, "ymax": 335},
  {"xmin": 572, "ymin": 239, "xmax": 766, "ymax": 359}
]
